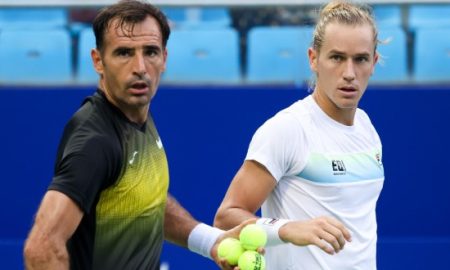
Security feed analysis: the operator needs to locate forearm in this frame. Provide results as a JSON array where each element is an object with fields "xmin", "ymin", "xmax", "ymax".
[
  {"xmin": 164, "ymin": 194, "xmax": 199, "ymax": 247},
  {"xmin": 24, "ymin": 229, "xmax": 69, "ymax": 270},
  {"xmin": 214, "ymin": 206, "xmax": 257, "ymax": 230},
  {"xmin": 215, "ymin": 160, "xmax": 276, "ymax": 230},
  {"xmin": 24, "ymin": 191, "xmax": 82, "ymax": 270}
]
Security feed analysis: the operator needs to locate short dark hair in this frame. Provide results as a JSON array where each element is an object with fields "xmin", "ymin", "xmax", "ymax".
[{"xmin": 93, "ymin": 0, "xmax": 171, "ymax": 52}]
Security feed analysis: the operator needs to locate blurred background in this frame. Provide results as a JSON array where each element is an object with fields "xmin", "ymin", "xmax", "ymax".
[{"xmin": 0, "ymin": 0, "xmax": 449, "ymax": 269}]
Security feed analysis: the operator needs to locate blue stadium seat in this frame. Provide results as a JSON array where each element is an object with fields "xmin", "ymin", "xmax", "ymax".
[
  {"xmin": 373, "ymin": 5, "xmax": 402, "ymax": 27},
  {"xmin": 199, "ymin": 8, "xmax": 231, "ymax": 28},
  {"xmin": 164, "ymin": 28, "xmax": 240, "ymax": 83},
  {"xmin": 0, "ymin": 29, "xmax": 72, "ymax": 84},
  {"xmin": 371, "ymin": 27, "xmax": 408, "ymax": 83},
  {"xmin": 0, "ymin": 8, "xmax": 68, "ymax": 29},
  {"xmin": 246, "ymin": 26, "xmax": 313, "ymax": 85},
  {"xmin": 161, "ymin": 7, "xmax": 186, "ymax": 27},
  {"xmin": 77, "ymin": 27, "xmax": 98, "ymax": 84},
  {"xmin": 162, "ymin": 7, "xmax": 231, "ymax": 29},
  {"xmin": 413, "ymin": 28, "xmax": 450, "ymax": 82},
  {"xmin": 409, "ymin": 4, "xmax": 450, "ymax": 30}
]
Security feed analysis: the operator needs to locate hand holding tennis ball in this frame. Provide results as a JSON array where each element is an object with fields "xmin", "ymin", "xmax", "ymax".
[
  {"xmin": 217, "ymin": 237, "xmax": 245, "ymax": 265},
  {"xmin": 217, "ymin": 224, "xmax": 267, "ymax": 268},
  {"xmin": 239, "ymin": 224, "xmax": 267, "ymax": 251}
]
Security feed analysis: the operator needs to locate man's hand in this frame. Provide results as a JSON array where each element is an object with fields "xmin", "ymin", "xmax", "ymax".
[
  {"xmin": 211, "ymin": 218, "xmax": 261, "ymax": 270},
  {"xmin": 279, "ymin": 216, "xmax": 352, "ymax": 255}
]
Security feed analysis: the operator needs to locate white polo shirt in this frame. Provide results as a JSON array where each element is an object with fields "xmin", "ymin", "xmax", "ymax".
[{"xmin": 246, "ymin": 95, "xmax": 384, "ymax": 270}]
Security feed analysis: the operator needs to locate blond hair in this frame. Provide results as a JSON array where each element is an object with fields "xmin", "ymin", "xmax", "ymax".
[{"xmin": 312, "ymin": 0, "xmax": 378, "ymax": 53}]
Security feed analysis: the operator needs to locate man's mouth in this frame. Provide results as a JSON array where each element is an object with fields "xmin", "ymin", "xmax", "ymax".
[
  {"xmin": 131, "ymin": 82, "xmax": 148, "ymax": 89},
  {"xmin": 129, "ymin": 81, "xmax": 149, "ymax": 95},
  {"xmin": 338, "ymin": 86, "xmax": 357, "ymax": 92}
]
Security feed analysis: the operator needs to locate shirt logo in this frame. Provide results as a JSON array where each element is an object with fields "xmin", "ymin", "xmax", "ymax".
[
  {"xmin": 375, "ymin": 153, "xmax": 383, "ymax": 166},
  {"xmin": 332, "ymin": 160, "xmax": 346, "ymax": 175},
  {"xmin": 129, "ymin": 151, "xmax": 138, "ymax": 165},
  {"xmin": 261, "ymin": 218, "xmax": 280, "ymax": 226},
  {"xmin": 156, "ymin": 137, "xmax": 163, "ymax": 149}
]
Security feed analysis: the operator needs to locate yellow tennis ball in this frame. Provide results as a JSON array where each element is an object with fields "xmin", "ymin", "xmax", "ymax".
[
  {"xmin": 238, "ymin": 250, "xmax": 266, "ymax": 270},
  {"xmin": 239, "ymin": 224, "xmax": 267, "ymax": 251},
  {"xmin": 217, "ymin": 237, "xmax": 245, "ymax": 265}
]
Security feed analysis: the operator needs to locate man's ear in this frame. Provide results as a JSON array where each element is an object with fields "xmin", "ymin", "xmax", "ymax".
[
  {"xmin": 91, "ymin": 48, "xmax": 103, "ymax": 76},
  {"xmin": 308, "ymin": 47, "xmax": 318, "ymax": 73},
  {"xmin": 371, "ymin": 51, "xmax": 379, "ymax": 76},
  {"xmin": 162, "ymin": 47, "xmax": 168, "ymax": 73}
]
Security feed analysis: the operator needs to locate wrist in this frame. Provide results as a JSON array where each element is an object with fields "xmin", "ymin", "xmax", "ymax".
[
  {"xmin": 187, "ymin": 223, "xmax": 224, "ymax": 259},
  {"xmin": 256, "ymin": 218, "xmax": 290, "ymax": 246},
  {"xmin": 278, "ymin": 221, "xmax": 289, "ymax": 242}
]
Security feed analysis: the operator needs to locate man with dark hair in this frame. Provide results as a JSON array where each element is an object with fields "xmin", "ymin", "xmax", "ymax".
[{"xmin": 24, "ymin": 1, "xmax": 251, "ymax": 269}]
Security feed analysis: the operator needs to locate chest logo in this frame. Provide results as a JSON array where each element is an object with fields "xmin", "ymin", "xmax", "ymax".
[
  {"xmin": 129, "ymin": 151, "xmax": 139, "ymax": 165},
  {"xmin": 332, "ymin": 160, "xmax": 346, "ymax": 175},
  {"xmin": 156, "ymin": 137, "xmax": 163, "ymax": 149},
  {"xmin": 375, "ymin": 153, "xmax": 383, "ymax": 166}
]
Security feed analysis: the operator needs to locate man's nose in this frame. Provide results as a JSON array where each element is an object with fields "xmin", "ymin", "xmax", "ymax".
[
  {"xmin": 343, "ymin": 60, "xmax": 356, "ymax": 81},
  {"xmin": 132, "ymin": 54, "xmax": 147, "ymax": 76}
]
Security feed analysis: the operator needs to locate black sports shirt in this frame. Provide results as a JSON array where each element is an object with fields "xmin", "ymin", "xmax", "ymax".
[{"xmin": 49, "ymin": 90, "xmax": 169, "ymax": 270}]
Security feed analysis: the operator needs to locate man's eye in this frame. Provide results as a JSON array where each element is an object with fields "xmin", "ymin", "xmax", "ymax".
[
  {"xmin": 145, "ymin": 49, "xmax": 158, "ymax": 57},
  {"xmin": 331, "ymin": 55, "xmax": 343, "ymax": 61},
  {"xmin": 355, "ymin": 56, "xmax": 369, "ymax": 63},
  {"xmin": 116, "ymin": 49, "xmax": 131, "ymax": 57}
]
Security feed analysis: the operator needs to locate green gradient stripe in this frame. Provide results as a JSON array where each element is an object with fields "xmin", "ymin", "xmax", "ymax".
[{"xmin": 298, "ymin": 149, "xmax": 383, "ymax": 184}]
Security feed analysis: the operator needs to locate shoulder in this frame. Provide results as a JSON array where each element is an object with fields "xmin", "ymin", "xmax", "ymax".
[
  {"xmin": 356, "ymin": 107, "xmax": 370, "ymax": 120},
  {"xmin": 355, "ymin": 108, "xmax": 381, "ymax": 143},
  {"xmin": 259, "ymin": 106, "xmax": 301, "ymax": 137},
  {"xmin": 355, "ymin": 108, "xmax": 376, "ymax": 129},
  {"xmin": 265, "ymin": 97, "xmax": 312, "ymax": 128},
  {"xmin": 252, "ymin": 99, "xmax": 311, "ymax": 145},
  {"xmin": 264, "ymin": 97, "xmax": 314, "ymax": 135},
  {"xmin": 60, "ymin": 98, "xmax": 123, "ymax": 159}
]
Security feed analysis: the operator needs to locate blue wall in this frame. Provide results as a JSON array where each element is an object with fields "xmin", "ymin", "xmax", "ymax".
[{"xmin": 1, "ymin": 85, "xmax": 449, "ymax": 269}]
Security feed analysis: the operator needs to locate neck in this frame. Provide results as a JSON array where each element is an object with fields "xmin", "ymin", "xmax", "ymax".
[
  {"xmin": 122, "ymin": 107, "xmax": 149, "ymax": 125},
  {"xmin": 312, "ymin": 90, "xmax": 356, "ymax": 126},
  {"xmin": 99, "ymin": 84, "xmax": 149, "ymax": 125}
]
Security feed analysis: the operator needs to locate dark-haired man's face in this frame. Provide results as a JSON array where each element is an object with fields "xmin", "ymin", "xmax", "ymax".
[{"xmin": 92, "ymin": 16, "xmax": 167, "ymax": 122}]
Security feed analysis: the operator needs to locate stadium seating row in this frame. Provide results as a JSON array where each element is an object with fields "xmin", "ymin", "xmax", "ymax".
[
  {"xmin": 1, "ymin": 25, "xmax": 449, "ymax": 85},
  {"xmin": 0, "ymin": 5, "xmax": 449, "ymax": 85}
]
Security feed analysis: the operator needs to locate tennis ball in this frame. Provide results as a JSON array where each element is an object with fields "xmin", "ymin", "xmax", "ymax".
[
  {"xmin": 238, "ymin": 250, "xmax": 266, "ymax": 270},
  {"xmin": 239, "ymin": 224, "xmax": 267, "ymax": 250},
  {"xmin": 217, "ymin": 237, "xmax": 245, "ymax": 265}
]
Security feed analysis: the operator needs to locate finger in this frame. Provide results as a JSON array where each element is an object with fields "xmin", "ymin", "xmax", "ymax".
[
  {"xmin": 240, "ymin": 218, "xmax": 258, "ymax": 227},
  {"xmin": 218, "ymin": 258, "xmax": 227, "ymax": 268},
  {"xmin": 342, "ymin": 227, "xmax": 352, "ymax": 242},
  {"xmin": 319, "ymin": 230, "xmax": 342, "ymax": 253},
  {"xmin": 312, "ymin": 237, "xmax": 335, "ymax": 255},
  {"xmin": 322, "ymin": 223, "xmax": 346, "ymax": 250},
  {"xmin": 256, "ymin": 246, "xmax": 265, "ymax": 255},
  {"xmin": 218, "ymin": 259, "xmax": 233, "ymax": 270},
  {"xmin": 323, "ymin": 217, "xmax": 352, "ymax": 242}
]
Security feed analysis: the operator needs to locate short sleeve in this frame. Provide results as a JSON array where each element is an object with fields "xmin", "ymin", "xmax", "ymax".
[
  {"xmin": 49, "ymin": 134, "xmax": 122, "ymax": 214},
  {"xmin": 245, "ymin": 111, "xmax": 309, "ymax": 182}
]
